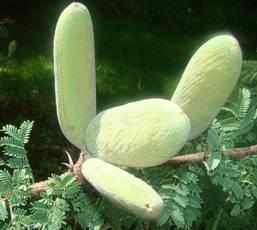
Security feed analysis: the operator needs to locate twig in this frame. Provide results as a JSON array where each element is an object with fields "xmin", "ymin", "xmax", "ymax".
[
  {"xmin": 30, "ymin": 153, "xmax": 85, "ymax": 197},
  {"xmin": 166, "ymin": 144, "xmax": 257, "ymax": 165},
  {"xmin": 10, "ymin": 144, "xmax": 257, "ymax": 198}
]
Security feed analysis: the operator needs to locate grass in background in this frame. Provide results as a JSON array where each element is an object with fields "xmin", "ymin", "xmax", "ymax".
[{"xmin": 94, "ymin": 16, "xmax": 201, "ymax": 109}]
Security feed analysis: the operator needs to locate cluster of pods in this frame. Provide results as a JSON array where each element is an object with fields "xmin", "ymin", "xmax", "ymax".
[{"xmin": 53, "ymin": 3, "xmax": 242, "ymax": 220}]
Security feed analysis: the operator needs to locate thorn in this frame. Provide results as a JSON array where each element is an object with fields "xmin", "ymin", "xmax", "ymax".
[
  {"xmin": 62, "ymin": 162, "xmax": 71, "ymax": 168},
  {"xmin": 61, "ymin": 162, "xmax": 74, "ymax": 171},
  {"xmin": 61, "ymin": 150, "xmax": 74, "ymax": 172},
  {"xmin": 65, "ymin": 150, "xmax": 74, "ymax": 166}
]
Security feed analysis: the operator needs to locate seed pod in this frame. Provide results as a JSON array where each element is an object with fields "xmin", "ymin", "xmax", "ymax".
[
  {"xmin": 54, "ymin": 3, "xmax": 96, "ymax": 150},
  {"xmin": 85, "ymin": 99, "xmax": 190, "ymax": 167},
  {"xmin": 82, "ymin": 158, "xmax": 164, "ymax": 220},
  {"xmin": 171, "ymin": 35, "xmax": 242, "ymax": 140}
]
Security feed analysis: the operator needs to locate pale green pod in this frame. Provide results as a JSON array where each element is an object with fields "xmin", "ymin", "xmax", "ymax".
[
  {"xmin": 82, "ymin": 158, "xmax": 164, "ymax": 220},
  {"xmin": 54, "ymin": 3, "xmax": 96, "ymax": 150},
  {"xmin": 171, "ymin": 35, "xmax": 242, "ymax": 140},
  {"xmin": 85, "ymin": 98, "xmax": 190, "ymax": 167}
]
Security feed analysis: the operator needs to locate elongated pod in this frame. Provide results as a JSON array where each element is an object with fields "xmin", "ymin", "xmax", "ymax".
[
  {"xmin": 171, "ymin": 35, "xmax": 242, "ymax": 140},
  {"xmin": 54, "ymin": 3, "xmax": 96, "ymax": 150},
  {"xmin": 82, "ymin": 158, "xmax": 164, "ymax": 220},
  {"xmin": 86, "ymin": 99, "xmax": 190, "ymax": 167}
]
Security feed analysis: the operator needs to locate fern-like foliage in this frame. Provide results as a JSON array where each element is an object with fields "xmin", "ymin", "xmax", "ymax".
[
  {"xmin": 0, "ymin": 201, "xmax": 8, "ymax": 221},
  {"xmin": 240, "ymin": 60, "xmax": 257, "ymax": 95},
  {"xmin": 157, "ymin": 168, "xmax": 203, "ymax": 229},
  {"xmin": 211, "ymin": 88, "xmax": 256, "ymax": 151},
  {"xmin": 37, "ymin": 173, "xmax": 104, "ymax": 229},
  {"xmin": 125, "ymin": 165, "xmax": 204, "ymax": 229},
  {"xmin": 0, "ymin": 121, "xmax": 105, "ymax": 229},
  {"xmin": 0, "ymin": 120, "xmax": 34, "ymax": 209},
  {"xmin": 210, "ymin": 156, "xmax": 257, "ymax": 216},
  {"xmin": 31, "ymin": 196, "xmax": 70, "ymax": 229},
  {"xmin": 0, "ymin": 121, "xmax": 34, "ymax": 228},
  {"xmin": 1, "ymin": 171, "xmax": 105, "ymax": 229},
  {"xmin": 0, "ymin": 120, "xmax": 33, "ymax": 171},
  {"xmin": 204, "ymin": 88, "xmax": 257, "ymax": 217}
]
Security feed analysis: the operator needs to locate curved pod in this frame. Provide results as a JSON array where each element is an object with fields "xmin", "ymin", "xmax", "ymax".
[
  {"xmin": 82, "ymin": 158, "xmax": 164, "ymax": 220},
  {"xmin": 86, "ymin": 99, "xmax": 190, "ymax": 167},
  {"xmin": 171, "ymin": 35, "xmax": 242, "ymax": 140},
  {"xmin": 54, "ymin": 3, "xmax": 96, "ymax": 150}
]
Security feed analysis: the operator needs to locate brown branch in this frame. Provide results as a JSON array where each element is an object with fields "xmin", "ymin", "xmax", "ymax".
[
  {"xmin": 166, "ymin": 152, "xmax": 206, "ymax": 165},
  {"xmin": 30, "ymin": 153, "xmax": 86, "ymax": 197},
  {"xmin": 4, "ymin": 144, "xmax": 257, "ymax": 201},
  {"xmin": 166, "ymin": 144, "xmax": 257, "ymax": 165},
  {"xmin": 229, "ymin": 145, "xmax": 257, "ymax": 159}
]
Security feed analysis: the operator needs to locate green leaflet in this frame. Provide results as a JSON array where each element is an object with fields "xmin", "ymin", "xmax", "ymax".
[
  {"xmin": 157, "ymin": 170, "xmax": 203, "ymax": 229},
  {"xmin": 0, "ymin": 201, "xmax": 8, "ymax": 221}
]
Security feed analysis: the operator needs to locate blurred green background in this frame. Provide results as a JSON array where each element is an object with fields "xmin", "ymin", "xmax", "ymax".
[{"xmin": 0, "ymin": 0, "xmax": 256, "ymax": 179}]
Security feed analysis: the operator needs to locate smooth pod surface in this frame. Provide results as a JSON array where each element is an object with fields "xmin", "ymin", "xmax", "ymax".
[
  {"xmin": 82, "ymin": 158, "xmax": 164, "ymax": 220},
  {"xmin": 85, "ymin": 98, "xmax": 190, "ymax": 167},
  {"xmin": 171, "ymin": 35, "xmax": 242, "ymax": 140},
  {"xmin": 54, "ymin": 3, "xmax": 96, "ymax": 150}
]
